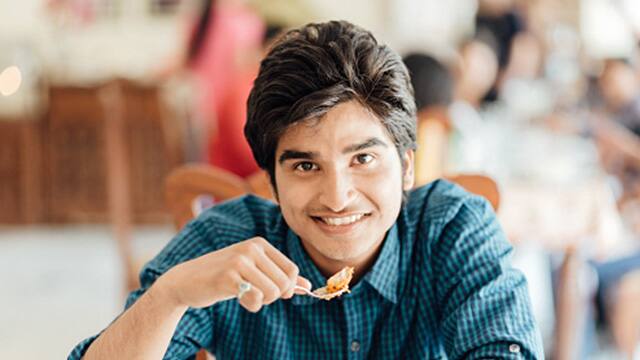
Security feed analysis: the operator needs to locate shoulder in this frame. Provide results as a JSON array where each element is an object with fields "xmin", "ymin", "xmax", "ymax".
[
  {"xmin": 196, "ymin": 194, "xmax": 283, "ymax": 247},
  {"xmin": 401, "ymin": 179, "xmax": 501, "ymax": 256},
  {"xmin": 145, "ymin": 195, "xmax": 283, "ymax": 275},
  {"xmin": 404, "ymin": 179, "xmax": 492, "ymax": 228}
]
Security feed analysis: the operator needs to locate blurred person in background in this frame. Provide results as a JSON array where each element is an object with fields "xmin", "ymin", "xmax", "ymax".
[
  {"xmin": 475, "ymin": 0, "xmax": 526, "ymax": 103},
  {"xmin": 598, "ymin": 59, "xmax": 640, "ymax": 136},
  {"xmin": 453, "ymin": 38, "xmax": 499, "ymax": 111},
  {"xmin": 403, "ymin": 52, "xmax": 454, "ymax": 184},
  {"xmin": 498, "ymin": 32, "xmax": 552, "ymax": 120},
  {"xmin": 404, "ymin": 53, "xmax": 455, "ymax": 113},
  {"xmin": 160, "ymin": 0, "xmax": 265, "ymax": 171},
  {"xmin": 207, "ymin": 24, "xmax": 284, "ymax": 178},
  {"xmin": 596, "ymin": 59, "xmax": 640, "ymax": 226},
  {"xmin": 447, "ymin": 38, "xmax": 501, "ymax": 174}
]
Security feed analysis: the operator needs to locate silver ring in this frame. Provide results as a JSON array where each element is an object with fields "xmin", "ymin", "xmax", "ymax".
[{"xmin": 237, "ymin": 281, "xmax": 252, "ymax": 299}]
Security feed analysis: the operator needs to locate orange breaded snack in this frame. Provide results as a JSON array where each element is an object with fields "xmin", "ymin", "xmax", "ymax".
[{"xmin": 326, "ymin": 266, "xmax": 355, "ymax": 293}]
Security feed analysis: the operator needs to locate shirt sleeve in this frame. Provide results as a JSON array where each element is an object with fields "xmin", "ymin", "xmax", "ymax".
[
  {"xmin": 67, "ymin": 222, "xmax": 217, "ymax": 360},
  {"xmin": 432, "ymin": 196, "xmax": 544, "ymax": 359}
]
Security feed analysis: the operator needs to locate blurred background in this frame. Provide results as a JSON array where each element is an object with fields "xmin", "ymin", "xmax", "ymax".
[{"xmin": 1, "ymin": 0, "xmax": 640, "ymax": 358}]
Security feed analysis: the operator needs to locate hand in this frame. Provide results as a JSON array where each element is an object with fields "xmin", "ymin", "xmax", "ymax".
[{"xmin": 155, "ymin": 237, "xmax": 312, "ymax": 312}]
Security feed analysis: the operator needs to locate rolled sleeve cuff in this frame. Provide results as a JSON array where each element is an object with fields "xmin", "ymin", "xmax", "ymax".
[{"xmin": 67, "ymin": 335, "xmax": 99, "ymax": 360}]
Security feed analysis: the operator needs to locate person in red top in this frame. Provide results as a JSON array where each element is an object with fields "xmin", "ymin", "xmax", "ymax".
[
  {"xmin": 206, "ymin": 25, "xmax": 283, "ymax": 177},
  {"xmin": 207, "ymin": 65, "xmax": 260, "ymax": 177},
  {"xmin": 160, "ymin": 0, "xmax": 265, "ymax": 174}
]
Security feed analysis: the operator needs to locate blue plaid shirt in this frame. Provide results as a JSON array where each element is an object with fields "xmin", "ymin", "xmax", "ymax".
[{"xmin": 70, "ymin": 180, "xmax": 543, "ymax": 359}]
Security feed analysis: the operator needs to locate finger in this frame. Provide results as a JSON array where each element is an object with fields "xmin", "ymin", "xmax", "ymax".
[
  {"xmin": 283, "ymin": 275, "xmax": 310, "ymax": 299},
  {"xmin": 294, "ymin": 276, "xmax": 312, "ymax": 295},
  {"xmin": 238, "ymin": 264, "xmax": 282, "ymax": 305},
  {"xmin": 297, "ymin": 276, "xmax": 312, "ymax": 289},
  {"xmin": 237, "ymin": 280, "xmax": 264, "ymax": 313},
  {"xmin": 282, "ymin": 287, "xmax": 295, "ymax": 299},
  {"xmin": 293, "ymin": 276, "xmax": 312, "ymax": 295},
  {"xmin": 258, "ymin": 238, "xmax": 300, "ymax": 286},
  {"xmin": 254, "ymin": 252, "xmax": 295, "ymax": 296}
]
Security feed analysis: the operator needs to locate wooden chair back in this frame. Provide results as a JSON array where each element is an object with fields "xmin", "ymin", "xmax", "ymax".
[
  {"xmin": 444, "ymin": 173, "xmax": 500, "ymax": 211},
  {"xmin": 164, "ymin": 164, "xmax": 252, "ymax": 230}
]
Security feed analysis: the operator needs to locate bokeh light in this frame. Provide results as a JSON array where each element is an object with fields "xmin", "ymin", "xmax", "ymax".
[{"xmin": 0, "ymin": 65, "xmax": 22, "ymax": 96}]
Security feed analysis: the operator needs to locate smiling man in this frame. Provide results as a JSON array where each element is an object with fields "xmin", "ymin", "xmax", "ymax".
[{"xmin": 70, "ymin": 21, "xmax": 542, "ymax": 359}]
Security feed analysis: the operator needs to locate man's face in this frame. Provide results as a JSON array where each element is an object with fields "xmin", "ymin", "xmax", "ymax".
[{"xmin": 273, "ymin": 100, "xmax": 414, "ymax": 270}]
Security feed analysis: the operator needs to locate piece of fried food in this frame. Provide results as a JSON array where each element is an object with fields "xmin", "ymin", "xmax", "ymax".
[{"xmin": 326, "ymin": 266, "xmax": 355, "ymax": 293}]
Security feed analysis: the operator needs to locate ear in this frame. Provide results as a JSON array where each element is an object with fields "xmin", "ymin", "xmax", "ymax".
[{"xmin": 402, "ymin": 149, "xmax": 415, "ymax": 191}]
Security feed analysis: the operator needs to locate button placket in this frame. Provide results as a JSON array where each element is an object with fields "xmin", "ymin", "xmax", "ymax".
[{"xmin": 342, "ymin": 297, "xmax": 364, "ymax": 359}]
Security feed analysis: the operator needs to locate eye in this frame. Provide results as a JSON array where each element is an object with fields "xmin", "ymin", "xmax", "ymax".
[
  {"xmin": 294, "ymin": 161, "xmax": 318, "ymax": 172},
  {"xmin": 354, "ymin": 153, "xmax": 374, "ymax": 165}
]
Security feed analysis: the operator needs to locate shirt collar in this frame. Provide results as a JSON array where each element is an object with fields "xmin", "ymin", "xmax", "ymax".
[
  {"xmin": 362, "ymin": 223, "xmax": 400, "ymax": 304},
  {"xmin": 286, "ymin": 230, "xmax": 326, "ymax": 306},
  {"xmin": 286, "ymin": 224, "xmax": 400, "ymax": 306}
]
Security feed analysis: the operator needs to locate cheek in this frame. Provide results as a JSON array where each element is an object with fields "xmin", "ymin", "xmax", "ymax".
[
  {"xmin": 276, "ymin": 178, "xmax": 312, "ymax": 216},
  {"xmin": 366, "ymin": 161, "xmax": 404, "ymax": 190}
]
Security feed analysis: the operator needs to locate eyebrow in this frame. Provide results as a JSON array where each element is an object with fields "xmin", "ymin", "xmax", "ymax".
[
  {"xmin": 341, "ymin": 137, "xmax": 387, "ymax": 154},
  {"xmin": 278, "ymin": 137, "xmax": 388, "ymax": 165},
  {"xmin": 278, "ymin": 150, "xmax": 316, "ymax": 164}
]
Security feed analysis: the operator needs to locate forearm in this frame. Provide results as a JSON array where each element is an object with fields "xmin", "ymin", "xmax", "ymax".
[{"xmin": 83, "ymin": 282, "xmax": 188, "ymax": 359}]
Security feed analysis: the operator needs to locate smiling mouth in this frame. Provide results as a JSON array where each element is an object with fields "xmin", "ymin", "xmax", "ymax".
[{"xmin": 311, "ymin": 213, "xmax": 371, "ymax": 226}]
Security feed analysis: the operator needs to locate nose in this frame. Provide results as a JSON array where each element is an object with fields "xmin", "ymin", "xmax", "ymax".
[{"xmin": 318, "ymin": 169, "xmax": 356, "ymax": 212}]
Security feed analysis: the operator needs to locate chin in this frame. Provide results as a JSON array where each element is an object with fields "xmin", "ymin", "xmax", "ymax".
[{"xmin": 317, "ymin": 243, "xmax": 371, "ymax": 262}]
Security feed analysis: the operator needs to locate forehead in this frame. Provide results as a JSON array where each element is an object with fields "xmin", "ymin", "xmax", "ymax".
[{"xmin": 276, "ymin": 101, "xmax": 394, "ymax": 151}]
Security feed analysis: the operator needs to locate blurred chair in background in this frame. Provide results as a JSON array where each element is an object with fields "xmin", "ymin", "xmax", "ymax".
[
  {"xmin": 444, "ymin": 173, "xmax": 500, "ymax": 211},
  {"xmin": 164, "ymin": 163, "xmax": 251, "ymax": 230}
]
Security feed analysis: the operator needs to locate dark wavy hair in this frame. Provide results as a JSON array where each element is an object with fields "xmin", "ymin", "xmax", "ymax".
[{"xmin": 245, "ymin": 20, "xmax": 417, "ymax": 188}]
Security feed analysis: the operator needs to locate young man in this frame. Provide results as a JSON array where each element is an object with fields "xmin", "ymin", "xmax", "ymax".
[{"xmin": 70, "ymin": 21, "xmax": 542, "ymax": 359}]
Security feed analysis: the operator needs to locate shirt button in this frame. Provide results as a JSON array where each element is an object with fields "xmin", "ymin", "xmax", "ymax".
[
  {"xmin": 350, "ymin": 340, "xmax": 360, "ymax": 352},
  {"xmin": 509, "ymin": 344, "xmax": 521, "ymax": 353}
]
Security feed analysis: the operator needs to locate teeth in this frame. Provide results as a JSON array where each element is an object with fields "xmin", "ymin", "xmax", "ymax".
[{"xmin": 321, "ymin": 214, "xmax": 364, "ymax": 226}]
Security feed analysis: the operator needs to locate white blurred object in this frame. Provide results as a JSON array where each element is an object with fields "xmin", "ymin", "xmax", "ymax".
[
  {"xmin": 511, "ymin": 241, "xmax": 555, "ymax": 350},
  {"xmin": 388, "ymin": 0, "xmax": 477, "ymax": 58},
  {"xmin": 580, "ymin": 0, "xmax": 636, "ymax": 59},
  {"xmin": 621, "ymin": 0, "xmax": 640, "ymax": 36},
  {"xmin": 500, "ymin": 78, "xmax": 554, "ymax": 122}
]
